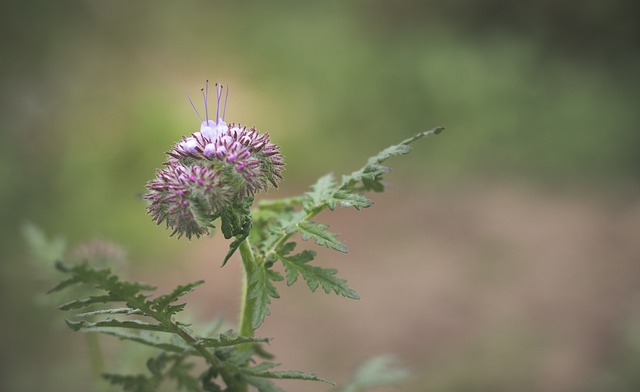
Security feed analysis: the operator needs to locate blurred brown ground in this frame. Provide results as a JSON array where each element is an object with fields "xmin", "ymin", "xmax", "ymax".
[{"xmin": 151, "ymin": 184, "xmax": 640, "ymax": 391}]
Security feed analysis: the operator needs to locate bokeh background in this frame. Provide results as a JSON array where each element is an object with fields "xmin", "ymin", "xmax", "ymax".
[{"xmin": 2, "ymin": 0, "xmax": 640, "ymax": 391}]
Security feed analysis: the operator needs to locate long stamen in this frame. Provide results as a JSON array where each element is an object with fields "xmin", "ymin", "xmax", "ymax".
[
  {"xmin": 215, "ymin": 83, "xmax": 222, "ymax": 123},
  {"xmin": 186, "ymin": 92, "xmax": 203, "ymax": 123},
  {"xmin": 204, "ymin": 80, "xmax": 210, "ymax": 123},
  {"xmin": 201, "ymin": 88, "xmax": 207, "ymax": 124},
  {"xmin": 223, "ymin": 84, "xmax": 229, "ymax": 121}
]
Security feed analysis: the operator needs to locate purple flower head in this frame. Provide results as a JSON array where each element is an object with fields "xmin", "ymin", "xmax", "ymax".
[
  {"xmin": 144, "ymin": 81, "xmax": 285, "ymax": 239},
  {"xmin": 169, "ymin": 82, "xmax": 284, "ymax": 196},
  {"xmin": 144, "ymin": 163, "xmax": 234, "ymax": 239}
]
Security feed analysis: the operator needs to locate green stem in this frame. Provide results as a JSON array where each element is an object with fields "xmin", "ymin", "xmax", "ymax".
[
  {"xmin": 236, "ymin": 238, "xmax": 258, "ymax": 392},
  {"xmin": 238, "ymin": 238, "xmax": 257, "ymax": 340}
]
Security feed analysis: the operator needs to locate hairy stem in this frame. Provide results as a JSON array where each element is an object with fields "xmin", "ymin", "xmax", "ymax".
[
  {"xmin": 236, "ymin": 238, "xmax": 259, "ymax": 392},
  {"xmin": 238, "ymin": 238, "xmax": 257, "ymax": 340}
]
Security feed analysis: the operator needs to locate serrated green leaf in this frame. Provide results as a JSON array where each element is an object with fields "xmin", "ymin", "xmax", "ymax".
[
  {"xmin": 340, "ymin": 127, "xmax": 444, "ymax": 193},
  {"xmin": 222, "ymin": 222, "xmax": 251, "ymax": 267},
  {"xmin": 248, "ymin": 267, "xmax": 283, "ymax": 329},
  {"xmin": 220, "ymin": 198, "xmax": 254, "ymax": 266},
  {"xmin": 153, "ymin": 281, "xmax": 205, "ymax": 313},
  {"xmin": 66, "ymin": 318, "xmax": 165, "ymax": 332},
  {"xmin": 46, "ymin": 276, "xmax": 81, "ymax": 294},
  {"xmin": 74, "ymin": 307, "xmax": 143, "ymax": 318},
  {"xmin": 331, "ymin": 191, "xmax": 373, "ymax": 210},
  {"xmin": 302, "ymin": 173, "xmax": 337, "ymax": 212},
  {"xmin": 58, "ymin": 295, "xmax": 115, "ymax": 310},
  {"xmin": 51, "ymin": 262, "xmax": 156, "ymax": 299},
  {"xmin": 279, "ymin": 248, "xmax": 315, "ymax": 286},
  {"xmin": 82, "ymin": 327, "xmax": 190, "ymax": 353},
  {"xmin": 198, "ymin": 333, "xmax": 270, "ymax": 348},
  {"xmin": 280, "ymin": 251, "xmax": 359, "ymax": 299},
  {"xmin": 297, "ymin": 221, "xmax": 347, "ymax": 253},
  {"xmin": 237, "ymin": 363, "xmax": 335, "ymax": 386},
  {"xmin": 279, "ymin": 241, "xmax": 297, "ymax": 256},
  {"xmin": 246, "ymin": 361, "xmax": 281, "ymax": 372}
]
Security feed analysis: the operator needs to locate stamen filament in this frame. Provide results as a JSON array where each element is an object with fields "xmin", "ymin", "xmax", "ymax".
[{"xmin": 186, "ymin": 92, "xmax": 203, "ymax": 123}]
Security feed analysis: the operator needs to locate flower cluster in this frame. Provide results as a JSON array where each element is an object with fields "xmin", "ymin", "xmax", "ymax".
[{"xmin": 144, "ymin": 82, "xmax": 284, "ymax": 239}]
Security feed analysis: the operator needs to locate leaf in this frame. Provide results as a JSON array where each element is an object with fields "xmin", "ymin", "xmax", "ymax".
[
  {"xmin": 73, "ymin": 307, "xmax": 143, "ymax": 318},
  {"xmin": 248, "ymin": 267, "xmax": 283, "ymax": 329},
  {"xmin": 198, "ymin": 333, "xmax": 270, "ymax": 348},
  {"xmin": 222, "ymin": 220, "xmax": 251, "ymax": 267},
  {"xmin": 58, "ymin": 295, "xmax": 115, "ymax": 310},
  {"xmin": 340, "ymin": 355, "xmax": 411, "ymax": 392},
  {"xmin": 302, "ymin": 174, "xmax": 374, "ymax": 212},
  {"xmin": 47, "ymin": 269, "xmax": 82, "ymax": 294},
  {"xmin": 49, "ymin": 262, "xmax": 156, "ymax": 300},
  {"xmin": 153, "ymin": 281, "xmax": 205, "ymax": 313},
  {"xmin": 297, "ymin": 221, "xmax": 347, "ymax": 253},
  {"xmin": 65, "ymin": 318, "xmax": 165, "ymax": 332},
  {"xmin": 340, "ymin": 127, "xmax": 444, "ymax": 192},
  {"xmin": 81, "ymin": 327, "xmax": 190, "ymax": 353},
  {"xmin": 280, "ymin": 249, "xmax": 360, "ymax": 299},
  {"xmin": 220, "ymin": 198, "xmax": 253, "ymax": 266},
  {"xmin": 331, "ymin": 191, "xmax": 373, "ymax": 210},
  {"xmin": 302, "ymin": 173, "xmax": 337, "ymax": 212},
  {"xmin": 237, "ymin": 362, "xmax": 335, "ymax": 386}
]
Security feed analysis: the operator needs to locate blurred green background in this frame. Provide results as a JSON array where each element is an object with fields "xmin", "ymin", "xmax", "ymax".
[{"xmin": 2, "ymin": 1, "xmax": 640, "ymax": 391}]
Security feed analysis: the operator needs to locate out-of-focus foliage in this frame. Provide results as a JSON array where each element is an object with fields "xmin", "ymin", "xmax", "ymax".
[
  {"xmin": 1, "ymin": 1, "xmax": 639, "ymax": 253},
  {"xmin": 1, "ymin": 0, "xmax": 639, "ymax": 391}
]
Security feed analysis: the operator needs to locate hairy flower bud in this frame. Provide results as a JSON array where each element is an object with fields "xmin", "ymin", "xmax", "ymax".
[{"xmin": 144, "ymin": 82, "xmax": 284, "ymax": 239}]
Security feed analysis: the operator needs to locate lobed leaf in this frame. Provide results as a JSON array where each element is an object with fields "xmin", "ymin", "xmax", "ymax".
[
  {"xmin": 153, "ymin": 280, "xmax": 205, "ymax": 313},
  {"xmin": 237, "ymin": 362, "xmax": 335, "ymax": 386},
  {"xmin": 340, "ymin": 127, "xmax": 444, "ymax": 192},
  {"xmin": 297, "ymin": 221, "xmax": 347, "ymax": 253},
  {"xmin": 47, "ymin": 275, "xmax": 82, "ymax": 294},
  {"xmin": 302, "ymin": 173, "xmax": 338, "ymax": 212},
  {"xmin": 198, "ymin": 333, "xmax": 270, "ymax": 348},
  {"xmin": 58, "ymin": 295, "xmax": 115, "ymax": 311},
  {"xmin": 248, "ymin": 267, "xmax": 283, "ymax": 329},
  {"xmin": 65, "ymin": 318, "xmax": 165, "ymax": 332},
  {"xmin": 280, "ymin": 249, "xmax": 359, "ymax": 299},
  {"xmin": 79, "ymin": 327, "xmax": 190, "ymax": 353},
  {"xmin": 220, "ymin": 198, "xmax": 254, "ymax": 266},
  {"xmin": 330, "ymin": 191, "xmax": 373, "ymax": 210},
  {"xmin": 73, "ymin": 307, "xmax": 143, "ymax": 318}
]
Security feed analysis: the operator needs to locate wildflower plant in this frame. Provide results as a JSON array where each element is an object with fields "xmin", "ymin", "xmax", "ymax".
[{"xmin": 47, "ymin": 81, "xmax": 444, "ymax": 391}]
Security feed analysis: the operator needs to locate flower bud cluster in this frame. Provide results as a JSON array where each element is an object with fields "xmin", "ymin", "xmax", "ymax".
[{"xmin": 144, "ymin": 83, "xmax": 284, "ymax": 239}]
